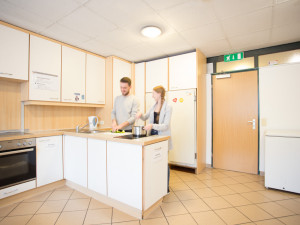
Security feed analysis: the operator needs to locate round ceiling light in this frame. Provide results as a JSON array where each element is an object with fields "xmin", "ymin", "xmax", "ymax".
[{"xmin": 141, "ymin": 26, "xmax": 162, "ymax": 38}]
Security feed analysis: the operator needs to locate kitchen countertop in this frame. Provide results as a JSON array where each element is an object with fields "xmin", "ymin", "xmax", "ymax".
[{"xmin": 0, "ymin": 129, "xmax": 169, "ymax": 146}]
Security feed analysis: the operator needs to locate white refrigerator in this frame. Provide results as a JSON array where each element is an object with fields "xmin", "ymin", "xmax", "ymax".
[{"xmin": 146, "ymin": 89, "xmax": 197, "ymax": 168}]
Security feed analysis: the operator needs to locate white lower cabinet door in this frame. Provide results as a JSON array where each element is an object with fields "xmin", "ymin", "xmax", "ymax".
[
  {"xmin": 143, "ymin": 141, "xmax": 168, "ymax": 210},
  {"xmin": 64, "ymin": 136, "xmax": 87, "ymax": 187},
  {"xmin": 107, "ymin": 141, "xmax": 142, "ymax": 209},
  {"xmin": 88, "ymin": 138, "xmax": 107, "ymax": 195},
  {"xmin": 36, "ymin": 136, "xmax": 63, "ymax": 187}
]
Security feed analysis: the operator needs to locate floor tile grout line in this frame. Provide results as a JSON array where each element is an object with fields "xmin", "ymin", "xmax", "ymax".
[
  {"xmin": 255, "ymin": 200, "xmax": 296, "ymax": 217},
  {"xmin": 234, "ymin": 204, "xmax": 273, "ymax": 223},
  {"xmin": 110, "ymin": 206, "xmax": 113, "ymax": 224},
  {"xmin": 1, "ymin": 200, "xmax": 22, "ymax": 218},
  {"xmin": 24, "ymin": 195, "xmax": 51, "ymax": 225},
  {"xmin": 158, "ymin": 205, "xmax": 170, "ymax": 225},
  {"xmin": 81, "ymin": 197, "xmax": 92, "ymax": 225},
  {"xmin": 176, "ymin": 195, "xmax": 200, "ymax": 225},
  {"xmin": 54, "ymin": 187, "xmax": 75, "ymax": 225}
]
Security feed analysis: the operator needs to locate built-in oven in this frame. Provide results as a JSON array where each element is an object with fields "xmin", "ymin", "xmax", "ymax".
[{"xmin": 0, "ymin": 138, "xmax": 36, "ymax": 189}]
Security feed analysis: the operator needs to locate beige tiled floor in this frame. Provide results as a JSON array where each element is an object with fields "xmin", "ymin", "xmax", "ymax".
[{"xmin": 0, "ymin": 167, "xmax": 299, "ymax": 225}]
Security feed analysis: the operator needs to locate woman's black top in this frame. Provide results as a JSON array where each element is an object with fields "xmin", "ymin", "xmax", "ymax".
[
  {"xmin": 151, "ymin": 111, "xmax": 160, "ymax": 135},
  {"xmin": 154, "ymin": 112, "xmax": 160, "ymax": 124}
]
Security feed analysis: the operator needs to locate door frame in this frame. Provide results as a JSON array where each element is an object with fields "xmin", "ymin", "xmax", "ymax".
[{"xmin": 211, "ymin": 68, "xmax": 260, "ymax": 174}]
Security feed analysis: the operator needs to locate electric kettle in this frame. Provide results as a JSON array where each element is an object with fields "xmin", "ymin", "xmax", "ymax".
[{"xmin": 88, "ymin": 116, "xmax": 98, "ymax": 130}]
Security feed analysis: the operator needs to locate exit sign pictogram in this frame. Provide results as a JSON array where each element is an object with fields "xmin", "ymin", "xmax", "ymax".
[{"xmin": 224, "ymin": 52, "xmax": 244, "ymax": 62}]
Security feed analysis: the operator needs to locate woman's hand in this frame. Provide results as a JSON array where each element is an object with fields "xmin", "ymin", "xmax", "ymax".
[
  {"xmin": 144, "ymin": 124, "xmax": 153, "ymax": 131},
  {"xmin": 136, "ymin": 112, "xmax": 142, "ymax": 119}
]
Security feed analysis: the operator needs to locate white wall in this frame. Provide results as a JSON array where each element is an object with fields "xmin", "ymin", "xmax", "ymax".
[{"xmin": 259, "ymin": 62, "xmax": 300, "ymax": 172}]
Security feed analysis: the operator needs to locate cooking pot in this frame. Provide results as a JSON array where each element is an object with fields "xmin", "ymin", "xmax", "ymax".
[{"xmin": 132, "ymin": 126, "xmax": 147, "ymax": 137}]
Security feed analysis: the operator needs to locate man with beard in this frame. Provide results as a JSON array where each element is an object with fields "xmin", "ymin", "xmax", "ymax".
[{"xmin": 111, "ymin": 77, "xmax": 139, "ymax": 132}]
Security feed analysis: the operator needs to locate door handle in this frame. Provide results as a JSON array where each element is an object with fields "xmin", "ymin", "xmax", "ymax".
[{"xmin": 248, "ymin": 119, "xmax": 256, "ymax": 130}]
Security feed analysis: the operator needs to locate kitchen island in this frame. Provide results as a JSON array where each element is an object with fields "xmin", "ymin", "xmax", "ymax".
[{"xmin": 63, "ymin": 131, "xmax": 170, "ymax": 219}]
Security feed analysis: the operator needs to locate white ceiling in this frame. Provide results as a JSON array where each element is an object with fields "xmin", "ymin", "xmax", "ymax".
[{"xmin": 0, "ymin": 0, "xmax": 299, "ymax": 62}]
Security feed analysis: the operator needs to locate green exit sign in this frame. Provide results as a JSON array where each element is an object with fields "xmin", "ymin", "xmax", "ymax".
[{"xmin": 224, "ymin": 52, "xmax": 244, "ymax": 62}]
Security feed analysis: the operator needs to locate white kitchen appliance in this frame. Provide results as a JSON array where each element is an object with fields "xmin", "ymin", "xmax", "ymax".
[
  {"xmin": 146, "ymin": 89, "xmax": 197, "ymax": 168},
  {"xmin": 265, "ymin": 130, "xmax": 300, "ymax": 194},
  {"xmin": 88, "ymin": 116, "xmax": 98, "ymax": 130}
]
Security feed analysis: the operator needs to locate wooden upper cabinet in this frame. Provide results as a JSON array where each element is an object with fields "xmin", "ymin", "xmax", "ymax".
[
  {"xmin": 0, "ymin": 24, "xmax": 29, "ymax": 81},
  {"xmin": 29, "ymin": 35, "xmax": 61, "ymax": 101},
  {"xmin": 86, "ymin": 54, "xmax": 105, "ymax": 104},
  {"xmin": 62, "ymin": 46, "xmax": 86, "ymax": 103},
  {"xmin": 169, "ymin": 52, "xmax": 197, "ymax": 90},
  {"xmin": 112, "ymin": 58, "xmax": 131, "ymax": 100},
  {"xmin": 146, "ymin": 58, "xmax": 168, "ymax": 93}
]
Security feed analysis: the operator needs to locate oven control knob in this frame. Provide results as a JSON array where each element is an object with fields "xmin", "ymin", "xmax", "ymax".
[
  {"xmin": 23, "ymin": 142, "xmax": 27, "ymax": 146},
  {"xmin": 0, "ymin": 145, "xmax": 2, "ymax": 149},
  {"xmin": 17, "ymin": 143, "xmax": 22, "ymax": 147},
  {"xmin": 28, "ymin": 141, "xmax": 32, "ymax": 145}
]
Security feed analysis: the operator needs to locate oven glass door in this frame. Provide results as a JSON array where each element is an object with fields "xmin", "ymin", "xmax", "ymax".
[{"xmin": 0, "ymin": 147, "xmax": 36, "ymax": 189}]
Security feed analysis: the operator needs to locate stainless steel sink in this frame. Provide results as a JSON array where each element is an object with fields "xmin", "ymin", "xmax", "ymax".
[
  {"xmin": 60, "ymin": 129, "xmax": 107, "ymax": 134},
  {"xmin": 81, "ymin": 130, "xmax": 106, "ymax": 134}
]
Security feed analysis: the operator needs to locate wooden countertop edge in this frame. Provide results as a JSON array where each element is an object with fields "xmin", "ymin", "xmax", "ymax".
[{"xmin": 0, "ymin": 131, "xmax": 170, "ymax": 146}]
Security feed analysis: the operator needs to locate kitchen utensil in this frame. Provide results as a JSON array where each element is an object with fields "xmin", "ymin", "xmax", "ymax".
[
  {"xmin": 132, "ymin": 126, "xmax": 147, "ymax": 137},
  {"xmin": 88, "ymin": 116, "xmax": 98, "ymax": 130}
]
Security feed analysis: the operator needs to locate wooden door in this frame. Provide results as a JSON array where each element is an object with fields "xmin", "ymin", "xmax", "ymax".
[{"xmin": 212, "ymin": 70, "xmax": 258, "ymax": 174}]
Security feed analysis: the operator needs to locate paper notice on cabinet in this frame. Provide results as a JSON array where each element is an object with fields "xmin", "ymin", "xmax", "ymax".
[{"xmin": 32, "ymin": 73, "xmax": 59, "ymax": 91}]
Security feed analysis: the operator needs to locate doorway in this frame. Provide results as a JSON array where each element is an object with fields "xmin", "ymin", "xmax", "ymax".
[{"xmin": 212, "ymin": 70, "xmax": 258, "ymax": 174}]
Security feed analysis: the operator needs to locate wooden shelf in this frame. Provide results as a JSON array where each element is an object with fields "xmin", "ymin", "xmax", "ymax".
[{"xmin": 23, "ymin": 100, "xmax": 105, "ymax": 108}]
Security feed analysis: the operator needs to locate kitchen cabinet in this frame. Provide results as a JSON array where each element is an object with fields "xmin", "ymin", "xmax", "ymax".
[
  {"xmin": 29, "ymin": 35, "xmax": 61, "ymax": 101},
  {"xmin": 143, "ymin": 141, "xmax": 168, "ymax": 210},
  {"xmin": 169, "ymin": 52, "xmax": 197, "ymax": 90},
  {"xmin": 146, "ymin": 58, "xmax": 168, "ymax": 93},
  {"xmin": 134, "ymin": 62, "xmax": 145, "ymax": 125},
  {"xmin": 88, "ymin": 138, "xmax": 107, "ymax": 195},
  {"xmin": 0, "ymin": 24, "xmax": 29, "ymax": 81},
  {"xmin": 64, "ymin": 135, "xmax": 87, "ymax": 187},
  {"xmin": 86, "ymin": 54, "xmax": 105, "ymax": 104},
  {"xmin": 265, "ymin": 131, "xmax": 300, "ymax": 194},
  {"xmin": 36, "ymin": 136, "xmax": 63, "ymax": 187},
  {"xmin": 62, "ymin": 46, "xmax": 86, "ymax": 103},
  {"xmin": 107, "ymin": 141, "xmax": 142, "ymax": 209},
  {"xmin": 112, "ymin": 57, "xmax": 131, "ymax": 101}
]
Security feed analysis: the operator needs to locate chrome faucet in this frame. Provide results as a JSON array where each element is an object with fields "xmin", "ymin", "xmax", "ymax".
[{"xmin": 76, "ymin": 122, "xmax": 89, "ymax": 133}]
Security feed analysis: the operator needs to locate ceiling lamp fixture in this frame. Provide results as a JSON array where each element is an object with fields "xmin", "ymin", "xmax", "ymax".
[{"xmin": 141, "ymin": 26, "xmax": 162, "ymax": 38}]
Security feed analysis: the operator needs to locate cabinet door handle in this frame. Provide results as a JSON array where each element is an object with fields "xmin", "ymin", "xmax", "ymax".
[
  {"xmin": 0, "ymin": 148, "xmax": 34, "ymax": 156},
  {"xmin": 4, "ymin": 189, "xmax": 18, "ymax": 195},
  {"xmin": 32, "ymin": 71, "xmax": 59, "ymax": 77},
  {"xmin": 0, "ymin": 72, "xmax": 13, "ymax": 75}
]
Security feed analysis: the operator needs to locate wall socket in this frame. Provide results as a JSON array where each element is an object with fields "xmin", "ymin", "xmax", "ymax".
[{"xmin": 100, "ymin": 120, "xmax": 104, "ymax": 125}]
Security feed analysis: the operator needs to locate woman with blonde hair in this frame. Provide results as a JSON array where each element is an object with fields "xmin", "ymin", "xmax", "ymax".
[{"xmin": 136, "ymin": 85, "xmax": 172, "ymax": 192}]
